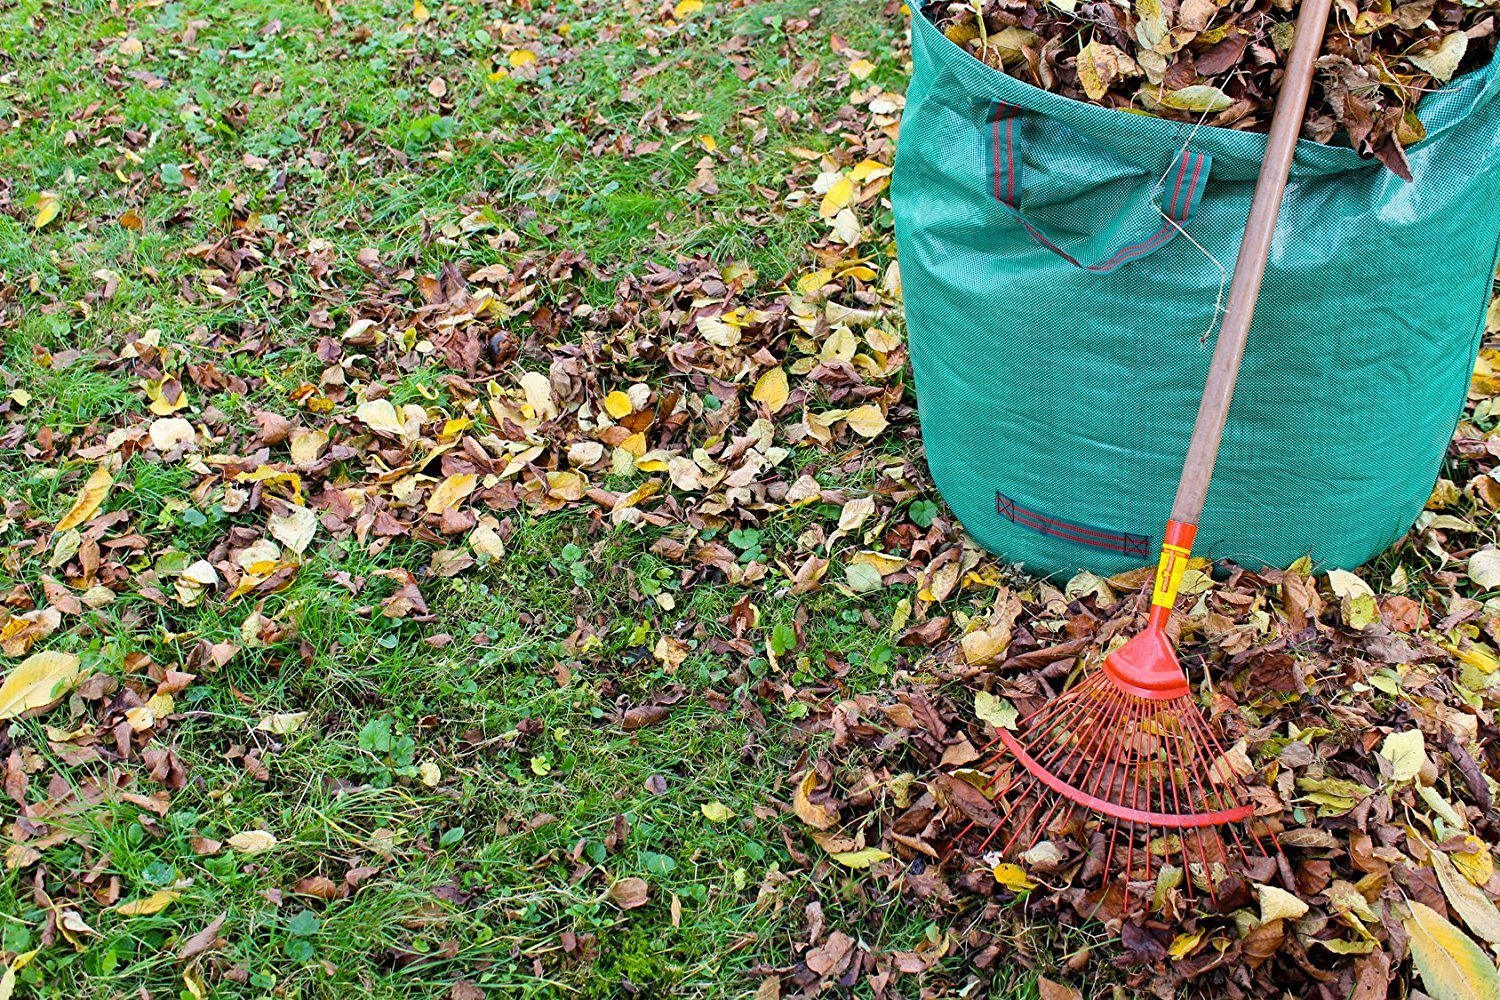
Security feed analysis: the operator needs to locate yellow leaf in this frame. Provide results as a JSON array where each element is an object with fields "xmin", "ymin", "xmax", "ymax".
[
  {"xmin": 356, "ymin": 398, "xmax": 405, "ymax": 437},
  {"xmin": 752, "ymin": 368, "xmax": 790, "ymax": 413},
  {"xmin": 412, "ymin": 0, "xmax": 429, "ymax": 21},
  {"xmin": 509, "ymin": 49, "xmax": 537, "ymax": 68},
  {"xmin": 289, "ymin": 429, "xmax": 329, "ymax": 467},
  {"xmin": 847, "ymin": 58, "xmax": 875, "ymax": 80},
  {"xmin": 1257, "ymin": 883, "xmax": 1309, "ymax": 923},
  {"xmin": 794, "ymin": 770, "xmax": 840, "ymax": 830},
  {"xmin": 700, "ymin": 802, "xmax": 735, "ymax": 823},
  {"xmin": 819, "ymin": 175, "xmax": 854, "ymax": 219},
  {"xmin": 603, "ymin": 390, "xmax": 633, "ymax": 419},
  {"xmin": 973, "ymin": 690, "xmax": 1017, "ymax": 729},
  {"xmin": 1168, "ymin": 929, "xmax": 1203, "ymax": 960},
  {"xmin": 831, "ymin": 848, "xmax": 890, "ymax": 869},
  {"xmin": 848, "ymin": 159, "xmax": 890, "ymax": 183},
  {"xmin": 962, "ymin": 627, "xmax": 1012, "ymax": 668},
  {"xmin": 469, "ymin": 521, "xmax": 507, "ymax": 563},
  {"xmin": 849, "ymin": 550, "xmax": 907, "ymax": 576},
  {"xmin": 426, "ymin": 472, "xmax": 478, "ymax": 514},
  {"xmin": 1405, "ymin": 899, "xmax": 1500, "ymax": 1000},
  {"xmin": 1378, "ymin": 729, "xmax": 1428, "ymax": 783},
  {"xmin": 148, "ymin": 417, "xmax": 197, "ymax": 451},
  {"xmin": 227, "ymin": 830, "xmax": 278, "ymax": 854},
  {"xmin": 1454, "ymin": 836, "xmax": 1494, "ymax": 886},
  {"xmin": 54, "ymin": 464, "xmax": 113, "ymax": 533},
  {"xmin": 268, "ymin": 504, "xmax": 318, "ymax": 554},
  {"xmin": 0, "ymin": 650, "xmax": 81, "ymax": 720},
  {"xmin": 1447, "ymin": 642, "xmax": 1500, "ymax": 674},
  {"xmin": 697, "ymin": 134, "xmax": 717, "ymax": 153},
  {"xmin": 116, "ymin": 889, "xmax": 182, "ymax": 916},
  {"xmin": 520, "ymin": 371, "xmax": 557, "ymax": 420},
  {"xmin": 1429, "ymin": 843, "xmax": 1500, "ymax": 946},
  {"xmin": 992, "ymin": 863, "xmax": 1037, "ymax": 891},
  {"xmin": 844, "ymin": 404, "xmax": 888, "ymax": 439},
  {"xmin": 673, "ymin": 0, "xmax": 703, "ymax": 16},
  {"xmin": 797, "ymin": 269, "xmax": 834, "ymax": 295},
  {"xmin": 33, "ymin": 192, "xmax": 60, "ymax": 230},
  {"xmin": 256, "ymin": 712, "xmax": 309, "ymax": 735}
]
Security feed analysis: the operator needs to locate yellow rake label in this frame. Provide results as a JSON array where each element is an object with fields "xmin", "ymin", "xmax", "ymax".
[{"xmin": 1151, "ymin": 544, "xmax": 1192, "ymax": 609}]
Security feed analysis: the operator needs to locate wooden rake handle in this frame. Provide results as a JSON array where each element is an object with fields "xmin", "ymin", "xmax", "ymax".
[{"xmin": 1169, "ymin": 0, "xmax": 1335, "ymax": 527}]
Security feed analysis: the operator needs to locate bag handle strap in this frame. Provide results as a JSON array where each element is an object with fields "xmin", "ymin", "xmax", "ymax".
[{"xmin": 991, "ymin": 102, "xmax": 1212, "ymax": 274}]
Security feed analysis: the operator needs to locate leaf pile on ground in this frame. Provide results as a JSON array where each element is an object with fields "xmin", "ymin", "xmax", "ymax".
[
  {"xmin": 770, "ymin": 333, "xmax": 1500, "ymax": 997},
  {"xmin": 924, "ymin": 0, "xmax": 1499, "ymax": 177}
]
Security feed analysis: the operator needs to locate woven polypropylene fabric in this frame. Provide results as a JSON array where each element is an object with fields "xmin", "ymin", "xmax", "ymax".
[{"xmin": 893, "ymin": 11, "xmax": 1500, "ymax": 579}]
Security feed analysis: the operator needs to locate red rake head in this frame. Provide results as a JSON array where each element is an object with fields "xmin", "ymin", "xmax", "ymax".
[{"xmin": 958, "ymin": 628, "xmax": 1281, "ymax": 913}]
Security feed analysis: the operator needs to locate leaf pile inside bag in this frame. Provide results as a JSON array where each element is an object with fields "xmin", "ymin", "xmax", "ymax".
[{"xmin": 923, "ymin": 0, "xmax": 1499, "ymax": 178}]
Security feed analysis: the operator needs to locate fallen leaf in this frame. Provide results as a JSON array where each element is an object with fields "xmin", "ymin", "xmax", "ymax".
[
  {"xmin": 992, "ymin": 863, "xmax": 1037, "ymax": 891},
  {"xmin": 268, "ymin": 504, "xmax": 318, "ymax": 554},
  {"xmin": 426, "ymin": 473, "xmax": 478, "ymax": 514},
  {"xmin": 609, "ymin": 877, "xmax": 649, "ymax": 909},
  {"xmin": 227, "ymin": 830, "xmax": 278, "ymax": 854},
  {"xmin": 819, "ymin": 175, "xmax": 854, "ymax": 219},
  {"xmin": 1159, "ymin": 85, "xmax": 1234, "ymax": 113},
  {"xmin": 700, "ymin": 801, "xmax": 735, "ymax": 823},
  {"xmin": 0, "ymin": 650, "xmax": 81, "ymax": 719},
  {"xmin": 54, "ymin": 465, "xmax": 113, "ymax": 533},
  {"xmin": 149, "ymin": 417, "xmax": 197, "ymax": 451},
  {"xmin": 603, "ymin": 390, "xmax": 633, "ymax": 419},
  {"xmin": 256, "ymin": 712, "xmax": 309, "ymax": 735},
  {"xmin": 830, "ymin": 848, "xmax": 890, "ymax": 868},
  {"xmin": 116, "ymin": 889, "xmax": 182, "ymax": 916},
  {"xmin": 1378, "ymin": 729, "xmax": 1428, "ymax": 783},
  {"xmin": 178, "ymin": 913, "xmax": 226, "ymax": 961},
  {"xmin": 844, "ymin": 404, "xmax": 888, "ymax": 439},
  {"xmin": 1468, "ymin": 549, "xmax": 1500, "ymax": 590},
  {"xmin": 973, "ymin": 690, "xmax": 1018, "ymax": 729},
  {"xmin": 1257, "ymin": 883, "xmax": 1310, "ymax": 923},
  {"xmin": 1328, "ymin": 568, "xmax": 1375, "ymax": 600},
  {"xmin": 794, "ymin": 770, "xmax": 840, "ymax": 830},
  {"xmin": 33, "ymin": 191, "xmax": 60, "ymax": 229},
  {"xmin": 1410, "ymin": 31, "xmax": 1468, "ymax": 83},
  {"xmin": 1405, "ymin": 899, "xmax": 1500, "ymax": 1000},
  {"xmin": 1429, "ymin": 843, "xmax": 1500, "ymax": 946},
  {"xmin": 752, "ymin": 368, "xmax": 790, "ymax": 413},
  {"xmin": 356, "ymin": 398, "xmax": 405, "ymax": 437}
]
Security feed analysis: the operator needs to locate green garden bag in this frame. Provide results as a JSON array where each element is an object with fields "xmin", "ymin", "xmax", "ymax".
[{"xmin": 894, "ymin": 10, "xmax": 1500, "ymax": 579}]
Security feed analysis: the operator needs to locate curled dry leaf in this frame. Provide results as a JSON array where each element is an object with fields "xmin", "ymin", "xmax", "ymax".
[{"xmin": 793, "ymin": 770, "xmax": 841, "ymax": 830}]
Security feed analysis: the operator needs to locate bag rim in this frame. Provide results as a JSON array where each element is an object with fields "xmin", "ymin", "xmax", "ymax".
[{"xmin": 909, "ymin": 8, "xmax": 1500, "ymax": 181}]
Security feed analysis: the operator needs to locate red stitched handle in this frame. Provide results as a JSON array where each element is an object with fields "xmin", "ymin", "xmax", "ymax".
[{"xmin": 990, "ymin": 103, "xmax": 1212, "ymax": 274}]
